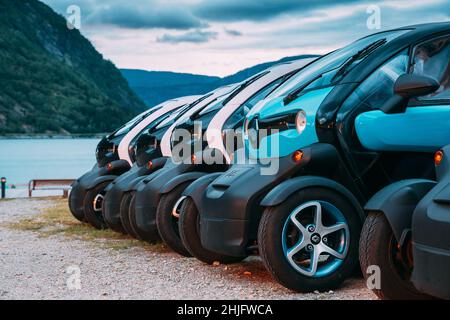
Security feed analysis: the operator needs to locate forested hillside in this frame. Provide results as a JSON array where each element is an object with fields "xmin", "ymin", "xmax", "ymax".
[{"xmin": 0, "ymin": 0, "xmax": 145, "ymax": 134}]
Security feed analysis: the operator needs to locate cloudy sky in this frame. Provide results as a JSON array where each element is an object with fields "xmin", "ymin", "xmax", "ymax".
[{"xmin": 42, "ymin": 0, "xmax": 449, "ymax": 77}]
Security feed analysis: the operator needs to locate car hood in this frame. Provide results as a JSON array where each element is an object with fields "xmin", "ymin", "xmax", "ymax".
[{"xmin": 244, "ymin": 86, "xmax": 334, "ymax": 159}]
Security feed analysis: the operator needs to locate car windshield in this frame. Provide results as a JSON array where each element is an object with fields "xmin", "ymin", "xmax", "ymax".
[
  {"xmin": 154, "ymin": 104, "xmax": 190, "ymax": 129},
  {"xmin": 196, "ymin": 90, "xmax": 235, "ymax": 117},
  {"xmin": 153, "ymin": 93, "xmax": 214, "ymax": 130},
  {"xmin": 194, "ymin": 74, "xmax": 268, "ymax": 118},
  {"xmin": 268, "ymin": 29, "xmax": 410, "ymax": 99},
  {"xmin": 109, "ymin": 105, "xmax": 162, "ymax": 138},
  {"xmin": 185, "ymin": 85, "xmax": 236, "ymax": 120}
]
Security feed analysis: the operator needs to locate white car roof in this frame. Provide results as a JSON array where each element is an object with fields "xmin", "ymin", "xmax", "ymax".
[{"xmin": 117, "ymin": 95, "xmax": 201, "ymax": 164}]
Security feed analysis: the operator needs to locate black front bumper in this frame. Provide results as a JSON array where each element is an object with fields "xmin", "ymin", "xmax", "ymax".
[
  {"xmin": 199, "ymin": 155, "xmax": 302, "ymax": 257},
  {"xmin": 134, "ymin": 161, "xmax": 195, "ymax": 234},
  {"xmin": 69, "ymin": 160, "xmax": 131, "ymax": 221},
  {"xmin": 103, "ymin": 170, "xmax": 145, "ymax": 231},
  {"xmin": 412, "ymin": 182, "xmax": 450, "ymax": 299},
  {"xmin": 102, "ymin": 158, "xmax": 167, "ymax": 230},
  {"xmin": 69, "ymin": 165, "xmax": 106, "ymax": 220}
]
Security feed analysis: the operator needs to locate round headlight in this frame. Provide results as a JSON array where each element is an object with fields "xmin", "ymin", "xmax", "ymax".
[{"xmin": 295, "ymin": 110, "xmax": 307, "ymax": 134}]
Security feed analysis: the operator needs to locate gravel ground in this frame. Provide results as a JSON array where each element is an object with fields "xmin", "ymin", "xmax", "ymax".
[{"xmin": 0, "ymin": 198, "xmax": 376, "ymax": 300}]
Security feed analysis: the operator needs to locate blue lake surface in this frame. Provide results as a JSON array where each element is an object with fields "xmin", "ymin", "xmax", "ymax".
[{"xmin": 0, "ymin": 139, "xmax": 100, "ymax": 186}]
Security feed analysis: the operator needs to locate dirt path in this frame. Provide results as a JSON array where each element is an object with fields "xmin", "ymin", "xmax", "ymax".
[{"xmin": 0, "ymin": 198, "xmax": 376, "ymax": 300}]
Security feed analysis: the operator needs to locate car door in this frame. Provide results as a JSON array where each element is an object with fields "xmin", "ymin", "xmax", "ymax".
[{"xmin": 356, "ymin": 34, "xmax": 450, "ymax": 153}]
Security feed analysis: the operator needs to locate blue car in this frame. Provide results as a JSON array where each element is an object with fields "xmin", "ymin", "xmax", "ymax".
[
  {"xmin": 180, "ymin": 23, "xmax": 450, "ymax": 292},
  {"xmin": 361, "ymin": 143, "xmax": 450, "ymax": 300}
]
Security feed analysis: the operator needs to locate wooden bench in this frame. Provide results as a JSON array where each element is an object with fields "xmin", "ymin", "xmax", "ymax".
[{"xmin": 28, "ymin": 179, "xmax": 75, "ymax": 198}]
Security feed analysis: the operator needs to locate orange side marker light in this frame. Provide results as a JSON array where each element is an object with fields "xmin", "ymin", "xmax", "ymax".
[
  {"xmin": 292, "ymin": 150, "xmax": 303, "ymax": 163},
  {"xmin": 435, "ymin": 150, "xmax": 444, "ymax": 166}
]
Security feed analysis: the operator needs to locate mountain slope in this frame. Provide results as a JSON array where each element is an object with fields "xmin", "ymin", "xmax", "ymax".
[
  {"xmin": 0, "ymin": 0, "xmax": 146, "ymax": 134},
  {"xmin": 121, "ymin": 54, "xmax": 318, "ymax": 107},
  {"xmin": 121, "ymin": 69, "xmax": 221, "ymax": 107}
]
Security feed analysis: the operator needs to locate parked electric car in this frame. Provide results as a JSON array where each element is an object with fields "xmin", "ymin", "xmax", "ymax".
[
  {"xmin": 360, "ymin": 144, "xmax": 450, "ymax": 300},
  {"xmin": 118, "ymin": 84, "xmax": 240, "ymax": 241},
  {"xmin": 101, "ymin": 86, "xmax": 237, "ymax": 234},
  {"xmin": 99, "ymin": 97, "xmax": 204, "ymax": 231},
  {"xmin": 182, "ymin": 23, "xmax": 450, "ymax": 292},
  {"xmin": 68, "ymin": 96, "xmax": 200, "ymax": 225},
  {"xmin": 143, "ymin": 59, "xmax": 316, "ymax": 256}
]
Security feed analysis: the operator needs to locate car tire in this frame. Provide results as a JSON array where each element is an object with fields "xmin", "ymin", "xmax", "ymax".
[
  {"xmin": 360, "ymin": 211, "xmax": 432, "ymax": 300},
  {"xmin": 128, "ymin": 192, "xmax": 160, "ymax": 243},
  {"xmin": 83, "ymin": 181, "xmax": 111, "ymax": 230},
  {"xmin": 156, "ymin": 183, "xmax": 192, "ymax": 257},
  {"xmin": 103, "ymin": 192, "xmax": 126, "ymax": 234},
  {"xmin": 179, "ymin": 197, "xmax": 246, "ymax": 264},
  {"xmin": 119, "ymin": 192, "xmax": 135, "ymax": 236},
  {"xmin": 68, "ymin": 183, "xmax": 86, "ymax": 222},
  {"xmin": 258, "ymin": 187, "xmax": 361, "ymax": 293}
]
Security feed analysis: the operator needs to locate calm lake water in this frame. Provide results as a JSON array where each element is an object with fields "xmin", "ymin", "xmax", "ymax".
[{"xmin": 0, "ymin": 139, "xmax": 100, "ymax": 187}]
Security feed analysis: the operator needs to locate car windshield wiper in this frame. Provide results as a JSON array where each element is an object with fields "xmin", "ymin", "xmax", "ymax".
[
  {"xmin": 147, "ymin": 112, "xmax": 173, "ymax": 134},
  {"xmin": 189, "ymin": 97, "xmax": 218, "ymax": 120},
  {"xmin": 221, "ymin": 71, "xmax": 270, "ymax": 106},
  {"xmin": 264, "ymin": 69, "xmax": 302, "ymax": 99},
  {"xmin": 283, "ymin": 73, "xmax": 324, "ymax": 105},
  {"xmin": 331, "ymin": 38, "xmax": 387, "ymax": 83}
]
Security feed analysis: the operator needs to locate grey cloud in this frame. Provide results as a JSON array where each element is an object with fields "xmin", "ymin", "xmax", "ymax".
[
  {"xmin": 42, "ymin": 0, "xmax": 367, "ymax": 26},
  {"xmin": 88, "ymin": 5, "xmax": 205, "ymax": 29},
  {"xmin": 225, "ymin": 29, "xmax": 243, "ymax": 36},
  {"xmin": 42, "ymin": 0, "xmax": 205, "ymax": 30},
  {"xmin": 192, "ymin": 0, "xmax": 369, "ymax": 22},
  {"xmin": 42, "ymin": 0, "xmax": 448, "ymax": 32},
  {"xmin": 157, "ymin": 30, "xmax": 219, "ymax": 44},
  {"xmin": 214, "ymin": 2, "xmax": 449, "ymax": 51},
  {"xmin": 41, "ymin": 0, "xmax": 449, "ymax": 50}
]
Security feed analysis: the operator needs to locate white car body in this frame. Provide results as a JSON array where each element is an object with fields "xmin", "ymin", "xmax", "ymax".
[
  {"xmin": 159, "ymin": 84, "xmax": 239, "ymax": 157},
  {"xmin": 206, "ymin": 58, "xmax": 316, "ymax": 163},
  {"xmin": 118, "ymin": 95, "xmax": 201, "ymax": 164}
]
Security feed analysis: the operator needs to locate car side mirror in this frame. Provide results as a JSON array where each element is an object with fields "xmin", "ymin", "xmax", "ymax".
[
  {"xmin": 394, "ymin": 74, "xmax": 440, "ymax": 98},
  {"xmin": 381, "ymin": 74, "xmax": 440, "ymax": 114}
]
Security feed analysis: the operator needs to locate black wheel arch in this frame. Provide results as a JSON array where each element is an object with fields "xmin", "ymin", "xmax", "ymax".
[
  {"xmin": 160, "ymin": 171, "xmax": 209, "ymax": 195},
  {"xmin": 84, "ymin": 175, "xmax": 118, "ymax": 191},
  {"xmin": 182, "ymin": 172, "xmax": 224, "ymax": 209},
  {"xmin": 260, "ymin": 175, "xmax": 366, "ymax": 224},
  {"xmin": 364, "ymin": 179, "xmax": 436, "ymax": 244}
]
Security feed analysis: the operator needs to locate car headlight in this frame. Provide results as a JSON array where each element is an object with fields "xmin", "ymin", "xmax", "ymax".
[{"xmin": 295, "ymin": 110, "xmax": 307, "ymax": 134}]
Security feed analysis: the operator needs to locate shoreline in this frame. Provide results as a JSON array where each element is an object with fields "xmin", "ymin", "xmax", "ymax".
[
  {"xmin": 0, "ymin": 188, "xmax": 70, "ymax": 199},
  {"xmin": 0, "ymin": 134, "xmax": 105, "ymax": 139}
]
